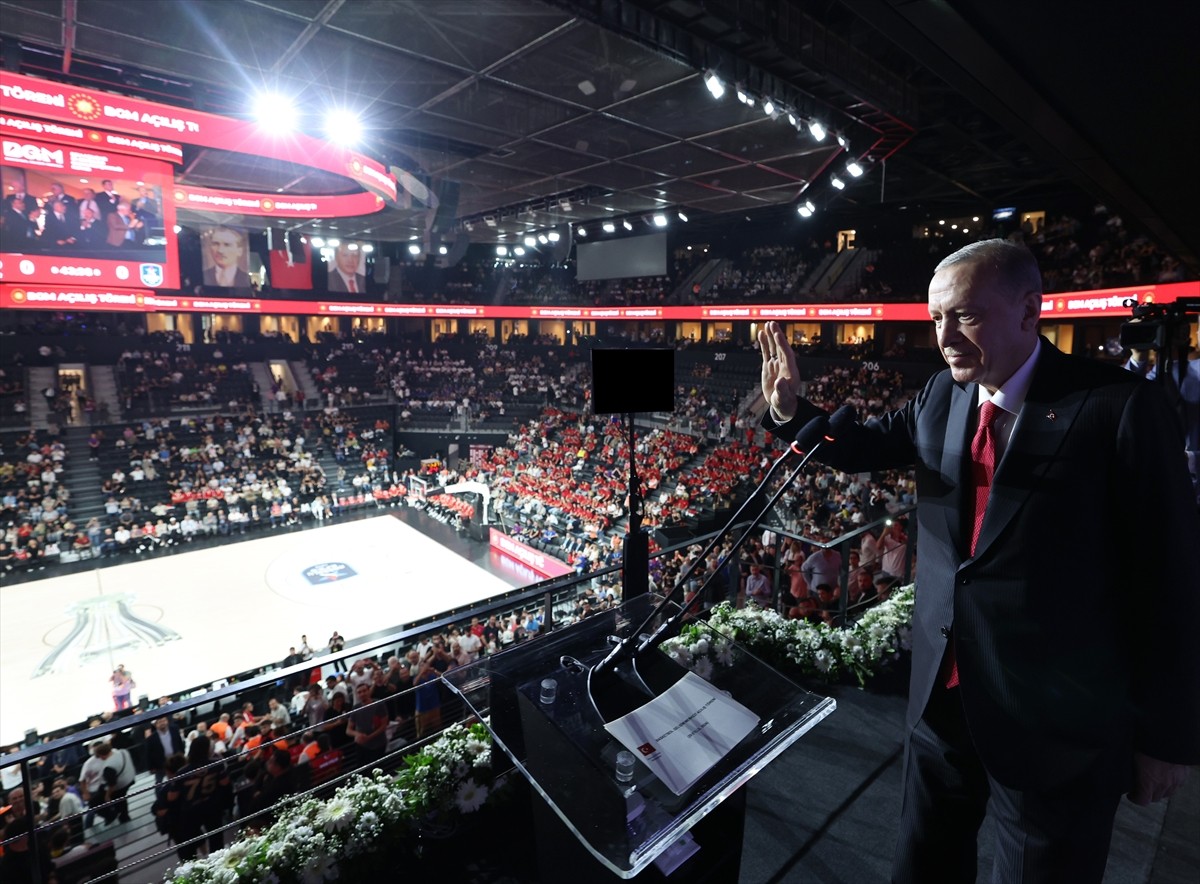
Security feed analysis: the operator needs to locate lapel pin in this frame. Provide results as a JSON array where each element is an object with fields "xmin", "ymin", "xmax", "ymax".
[{"xmin": 1046, "ymin": 410, "xmax": 1056, "ymax": 421}]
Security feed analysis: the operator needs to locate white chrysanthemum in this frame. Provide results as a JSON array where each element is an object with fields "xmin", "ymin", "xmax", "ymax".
[
  {"xmin": 715, "ymin": 641, "xmax": 735, "ymax": 667},
  {"xmin": 692, "ymin": 655, "xmax": 714, "ymax": 682},
  {"xmin": 455, "ymin": 778, "xmax": 489, "ymax": 813},
  {"xmin": 669, "ymin": 644, "xmax": 693, "ymax": 666},
  {"xmin": 315, "ymin": 795, "xmax": 356, "ymax": 833},
  {"xmin": 691, "ymin": 637, "xmax": 710, "ymax": 656},
  {"xmin": 813, "ymin": 649, "xmax": 833, "ymax": 673}
]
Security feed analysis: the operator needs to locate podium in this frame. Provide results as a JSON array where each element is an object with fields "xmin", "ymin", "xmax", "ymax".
[{"xmin": 444, "ymin": 594, "xmax": 836, "ymax": 880}]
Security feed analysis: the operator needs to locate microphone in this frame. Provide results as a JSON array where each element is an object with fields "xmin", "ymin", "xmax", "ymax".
[{"xmin": 586, "ymin": 409, "xmax": 854, "ymax": 720}]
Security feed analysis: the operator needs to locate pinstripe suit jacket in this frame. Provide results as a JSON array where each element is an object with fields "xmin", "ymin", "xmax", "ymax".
[{"xmin": 765, "ymin": 339, "xmax": 1200, "ymax": 790}]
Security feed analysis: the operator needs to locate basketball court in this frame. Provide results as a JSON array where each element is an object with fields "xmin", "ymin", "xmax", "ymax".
[{"xmin": 0, "ymin": 514, "xmax": 522, "ymax": 744}]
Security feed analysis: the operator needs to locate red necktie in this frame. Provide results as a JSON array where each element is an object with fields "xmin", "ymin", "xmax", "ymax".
[
  {"xmin": 347, "ymin": 277, "xmax": 357, "ymax": 293},
  {"xmin": 945, "ymin": 400, "xmax": 1000, "ymax": 689}
]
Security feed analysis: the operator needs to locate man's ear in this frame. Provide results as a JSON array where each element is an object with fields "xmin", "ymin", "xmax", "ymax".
[{"xmin": 1021, "ymin": 290, "xmax": 1042, "ymax": 331}]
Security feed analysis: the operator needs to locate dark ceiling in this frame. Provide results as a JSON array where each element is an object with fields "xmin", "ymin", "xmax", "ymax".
[{"xmin": 1, "ymin": 0, "xmax": 1196, "ymax": 268}]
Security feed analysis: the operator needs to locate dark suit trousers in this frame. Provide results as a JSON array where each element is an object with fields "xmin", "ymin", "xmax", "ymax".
[{"xmin": 893, "ymin": 685, "xmax": 1121, "ymax": 884}]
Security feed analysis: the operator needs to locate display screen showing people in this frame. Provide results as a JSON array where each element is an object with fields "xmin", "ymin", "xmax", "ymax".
[{"xmin": 0, "ymin": 137, "xmax": 179, "ymax": 288}]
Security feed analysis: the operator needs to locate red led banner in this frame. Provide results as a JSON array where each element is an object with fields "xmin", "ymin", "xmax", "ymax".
[
  {"xmin": 1, "ymin": 136, "xmax": 180, "ymax": 289},
  {"xmin": 0, "ymin": 72, "xmax": 397, "ymax": 203},
  {"xmin": 3, "ymin": 282, "xmax": 1195, "ymax": 319},
  {"xmin": 173, "ymin": 185, "xmax": 385, "ymax": 219},
  {"xmin": 0, "ymin": 114, "xmax": 183, "ymax": 163}
]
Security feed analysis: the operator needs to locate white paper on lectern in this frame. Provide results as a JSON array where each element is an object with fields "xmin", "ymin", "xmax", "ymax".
[{"xmin": 603, "ymin": 671, "xmax": 760, "ymax": 796}]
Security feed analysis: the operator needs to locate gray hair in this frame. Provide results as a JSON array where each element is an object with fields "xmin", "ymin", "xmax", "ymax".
[{"xmin": 934, "ymin": 238, "xmax": 1043, "ymax": 300}]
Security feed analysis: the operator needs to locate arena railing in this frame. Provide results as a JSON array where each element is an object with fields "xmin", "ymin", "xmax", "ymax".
[{"xmin": 0, "ymin": 509, "xmax": 915, "ymax": 883}]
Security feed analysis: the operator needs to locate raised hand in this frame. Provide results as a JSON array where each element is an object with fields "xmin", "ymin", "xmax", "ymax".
[{"xmin": 758, "ymin": 320, "xmax": 800, "ymax": 421}]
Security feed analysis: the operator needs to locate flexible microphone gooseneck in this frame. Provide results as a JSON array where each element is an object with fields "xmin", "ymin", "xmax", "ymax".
[{"xmin": 585, "ymin": 405, "xmax": 856, "ymax": 720}]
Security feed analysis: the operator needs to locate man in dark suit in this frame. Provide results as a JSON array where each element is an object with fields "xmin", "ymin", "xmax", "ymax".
[
  {"xmin": 328, "ymin": 242, "xmax": 367, "ymax": 293},
  {"xmin": 75, "ymin": 206, "xmax": 104, "ymax": 247},
  {"xmin": 42, "ymin": 200, "xmax": 77, "ymax": 248},
  {"xmin": 145, "ymin": 716, "xmax": 185, "ymax": 785},
  {"xmin": 95, "ymin": 179, "xmax": 120, "ymax": 217},
  {"xmin": 759, "ymin": 239, "xmax": 1199, "ymax": 883},
  {"xmin": 202, "ymin": 226, "xmax": 253, "ymax": 292},
  {"xmin": 47, "ymin": 183, "xmax": 77, "ymax": 223}
]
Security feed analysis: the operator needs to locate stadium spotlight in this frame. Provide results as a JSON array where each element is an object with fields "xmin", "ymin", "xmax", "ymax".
[
  {"xmin": 514, "ymin": 246, "xmax": 526, "ymax": 256},
  {"xmin": 704, "ymin": 71, "xmax": 724, "ymax": 99},
  {"xmin": 677, "ymin": 211, "xmax": 688, "ymax": 222},
  {"xmin": 652, "ymin": 214, "xmax": 668, "ymax": 227},
  {"xmin": 762, "ymin": 99, "xmax": 775, "ymax": 116},
  {"xmin": 172, "ymin": 224, "xmax": 182, "ymax": 234},
  {"xmin": 324, "ymin": 108, "xmax": 362, "ymax": 146},
  {"xmin": 797, "ymin": 200, "xmax": 815, "ymax": 218},
  {"xmin": 836, "ymin": 132, "xmax": 849, "ymax": 149},
  {"xmin": 602, "ymin": 221, "xmax": 616, "ymax": 233},
  {"xmin": 808, "ymin": 119, "xmax": 827, "ymax": 141},
  {"xmin": 311, "ymin": 236, "xmax": 325, "ymax": 248},
  {"xmin": 496, "ymin": 246, "xmax": 508, "ymax": 256},
  {"xmin": 537, "ymin": 234, "xmax": 549, "ymax": 245},
  {"xmin": 736, "ymin": 87, "xmax": 749, "ymax": 104},
  {"xmin": 347, "ymin": 242, "xmax": 359, "ymax": 251},
  {"xmin": 576, "ymin": 226, "xmax": 587, "ymax": 237},
  {"xmin": 253, "ymin": 92, "xmax": 296, "ymax": 133},
  {"xmin": 787, "ymin": 112, "xmax": 797, "ymax": 127},
  {"xmin": 524, "ymin": 236, "xmax": 537, "ymax": 247},
  {"xmin": 407, "ymin": 244, "xmax": 421, "ymax": 255},
  {"xmin": 326, "ymin": 238, "xmax": 340, "ymax": 248},
  {"xmin": 622, "ymin": 220, "xmax": 633, "ymax": 231},
  {"xmin": 547, "ymin": 231, "xmax": 561, "ymax": 242},
  {"xmin": 361, "ymin": 244, "xmax": 374, "ymax": 254},
  {"xmin": 438, "ymin": 245, "xmax": 448, "ymax": 255},
  {"xmin": 847, "ymin": 160, "xmax": 864, "ymax": 177},
  {"xmin": 830, "ymin": 176, "xmax": 845, "ymax": 190}
]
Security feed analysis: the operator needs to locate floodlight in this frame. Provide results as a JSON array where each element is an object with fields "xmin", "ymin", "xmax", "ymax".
[
  {"xmin": 808, "ymin": 120, "xmax": 826, "ymax": 141},
  {"xmin": 326, "ymin": 238, "xmax": 340, "ymax": 248},
  {"xmin": 652, "ymin": 214, "xmax": 667, "ymax": 227},
  {"xmin": 677, "ymin": 211, "xmax": 688, "ymax": 222},
  {"xmin": 762, "ymin": 99, "xmax": 775, "ymax": 116},
  {"xmin": 514, "ymin": 246, "xmax": 526, "ymax": 256},
  {"xmin": 311, "ymin": 237, "xmax": 325, "ymax": 248},
  {"xmin": 797, "ymin": 200, "xmax": 815, "ymax": 218},
  {"xmin": 847, "ymin": 160, "xmax": 864, "ymax": 177},
  {"xmin": 253, "ymin": 92, "xmax": 296, "ymax": 132},
  {"xmin": 438, "ymin": 246, "xmax": 448, "ymax": 255},
  {"xmin": 408, "ymin": 244, "xmax": 421, "ymax": 255},
  {"xmin": 361, "ymin": 244, "xmax": 374, "ymax": 253},
  {"xmin": 576, "ymin": 226, "xmax": 587, "ymax": 237},
  {"xmin": 537, "ymin": 234, "xmax": 548, "ymax": 245},
  {"xmin": 704, "ymin": 71, "xmax": 724, "ymax": 99},
  {"xmin": 547, "ymin": 231, "xmax": 560, "ymax": 242},
  {"xmin": 622, "ymin": 220, "xmax": 633, "ymax": 231},
  {"xmin": 602, "ymin": 221, "xmax": 615, "ymax": 233},
  {"xmin": 830, "ymin": 176, "xmax": 845, "ymax": 190},
  {"xmin": 496, "ymin": 246, "xmax": 508, "ymax": 256},
  {"xmin": 324, "ymin": 108, "xmax": 362, "ymax": 146},
  {"xmin": 524, "ymin": 236, "xmax": 537, "ymax": 247}
]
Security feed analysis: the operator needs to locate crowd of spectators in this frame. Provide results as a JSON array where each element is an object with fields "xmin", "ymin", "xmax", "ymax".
[
  {"xmin": 115, "ymin": 349, "xmax": 258, "ymax": 415},
  {"xmin": 0, "ymin": 432, "xmax": 72, "ymax": 570}
]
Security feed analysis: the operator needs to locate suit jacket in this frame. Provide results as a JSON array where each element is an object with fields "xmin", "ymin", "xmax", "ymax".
[
  {"xmin": 106, "ymin": 212, "xmax": 136, "ymax": 247},
  {"xmin": 43, "ymin": 212, "xmax": 76, "ymax": 246},
  {"xmin": 95, "ymin": 191, "xmax": 120, "ymax": 216},
  {"xmin": 328, "ymin": 271, "xmax": 367, "ymax": 293},
  {"xmin": 203, "ymin": 266, "xmax": 253, "ymax": 292},
  {"xmin": 145, "ymin": 723, "xmax": 185, "ymax": 771},
  {"xmin": 765, "ymin": 339, "xmax": 1200, "ymax": 790}
]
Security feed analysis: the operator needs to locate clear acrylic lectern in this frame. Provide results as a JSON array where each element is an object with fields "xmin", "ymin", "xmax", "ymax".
[{"xmin": 444, "ymin": 594, "xmax": 836, "ymax": 879}]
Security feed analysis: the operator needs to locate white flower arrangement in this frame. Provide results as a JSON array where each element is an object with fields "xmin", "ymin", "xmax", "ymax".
[
  {"xmin": 664, "ymin": 585, "xmax": 916, "ymax": 686},
  {"xmin": 168, "ymin": 722, "xmax": 494, "ymax": 883}
]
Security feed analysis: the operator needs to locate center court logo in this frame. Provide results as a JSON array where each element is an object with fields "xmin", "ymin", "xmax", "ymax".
[{"xmin": 303, "ymin": 562, "xmax": 357, "ymax": 584}]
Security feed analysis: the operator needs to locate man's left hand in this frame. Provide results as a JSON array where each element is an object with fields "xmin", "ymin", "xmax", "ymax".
[{"xmin": 1127, "ymin": 752, "xmax": 1190, "ymax": 806}]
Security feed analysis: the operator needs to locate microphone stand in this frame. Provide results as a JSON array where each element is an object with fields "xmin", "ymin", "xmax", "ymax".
[{"xmin": 586, "ymin": 407, "xmax": 855, "ymax": 721}]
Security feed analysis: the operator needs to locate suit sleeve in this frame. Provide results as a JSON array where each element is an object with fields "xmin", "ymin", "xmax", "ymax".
[{"xmin": 1119, "ymin": 381, "xmax": 1200, "ymax": 763}]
